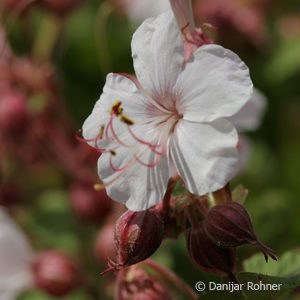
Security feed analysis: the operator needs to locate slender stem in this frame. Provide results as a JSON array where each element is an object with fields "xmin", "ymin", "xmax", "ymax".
[
  {"xmin": 115, "ymin": 268, "xmax": 126, "ymax": 300},
  {"xmin": 142, "ymin": 259, "xmax": 198, "ymax": 300}
]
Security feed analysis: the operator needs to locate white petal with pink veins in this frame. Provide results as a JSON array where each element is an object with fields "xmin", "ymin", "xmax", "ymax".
[
  {"xmin": 175, "ymin": 44, "xmax": 253, "ymax": 122},
  {"xmin": 132, "ymin": 11, "xmax": 184, "ymax": 106},
  {"xmin": 82, "ymin": 73, "xmax": 149, "ymax": 149},
  {"xmin": 98, "ymin": 142, "xmax": 170, "ymax": 211},
  {"xmin": 170, "ymin": 119, "xmax": 239, "ymax": 195}
]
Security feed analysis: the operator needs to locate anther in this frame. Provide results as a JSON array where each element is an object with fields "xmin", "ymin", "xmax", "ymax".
[
  {"xmin": 110, "ymin": 101, "xmax": 123, "ymax": 116},
  {"xmin": 120, "ymin": 115, "xmax": 134, "ymax": 126}
]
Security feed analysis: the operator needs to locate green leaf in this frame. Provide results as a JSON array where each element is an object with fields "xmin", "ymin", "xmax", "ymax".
[
  {"xmin": 239, "ymin": 250, "xmax": 300, "ymax": 299},
  {"xmin": 244, "ymin": 250, "xmax": 300, "ymax": 276}
]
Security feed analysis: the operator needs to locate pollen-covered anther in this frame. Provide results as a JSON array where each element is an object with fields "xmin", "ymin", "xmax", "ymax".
[
  {"xmin": 99, "ymin": 125, "xmax": 104, "ymax": 139},
  {"xmin": 120, "ymin": 115, "xmax": 134, "ymax": 126},
  {"xmin": 110, "ymin": 100, "xmax": 123, "ymax": 116}
]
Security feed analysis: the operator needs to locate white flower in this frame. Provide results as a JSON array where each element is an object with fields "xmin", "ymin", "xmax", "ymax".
[
  {"xmin": 83, "ymin": 11, "xmax": 253, "ymax": 211},
  {"xmin": 230, "ymin": 88, "xmax": 267, "ymax": 173},
  {"xmin": 229, "ymin": 88, "xmax": 267, "ymax": 132},
  {"xmin": 0, "ymin": 207, "xmax": 34, "ymax": 300}
]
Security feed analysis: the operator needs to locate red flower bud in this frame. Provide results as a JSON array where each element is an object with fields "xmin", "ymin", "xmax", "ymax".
[
  {"xmin": 102, "ymin": 210, "xmax": 164, "ymax": 274},
  {"xmin": 33, "ymin": 251, "xmax": 80, "ymax": 296},
  {"xmin": 69, "ymin": 182, "xmax": 112, "ymax": 223},
  {"xmin": 41, "ymin": 0, "xmax": 82, "ymax": 15},
  {"xmin": 117, "ymin": 266, "xmax": 172, "ymax": 300},
  {"xmin": 186, "ymin": 224, "xmax": 237, "ymax": 281},
  {"xmin": 203, "ymin": 201, "xmax": 277, "ymax": 262},
  {"xmin": 0, "ymin": 89, "xmax": 27, "ymax": 133}
]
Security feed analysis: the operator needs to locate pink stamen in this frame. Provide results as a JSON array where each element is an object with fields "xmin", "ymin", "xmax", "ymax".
[
  {"xmin": 76, "ymin": 130, "xmax": 112, "ymax": 154},
  {"xmin": 106, "ymin": 115, "xmax": 134, "ymax": 148},
  {"xmin": 127, "ymin": 126, "xmax": 167, "ymax": 156},
  {"xmin": 127, "ymin": 126, "xmax": 160, "ymax": 149},
  {"xmin": 181, "ymin": 21, "xmax": 190, "ymax": 34},
  {"xmin": 133, "ymin": 153, "xmax": 162, "ymax": 168},
  {"xmin": 109, "ymin": 155, "xmax": 132, "ymax": 172}
]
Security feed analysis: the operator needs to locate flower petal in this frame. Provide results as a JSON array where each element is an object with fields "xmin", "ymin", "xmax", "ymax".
[
  {"xmin": 131, "ymin": 11, "xmax": 184, "ymax": 103},
  {"xmin": 170, "ymin": 119, "xmax": 239, "ymax": 195},
  {"xmin": 97, "ymin": 145, "xmax": 170, "ymax": 211},
  {"xmin": 0, "ymin": 207, "xmax": 34, "ymax": 300},
  {"xmin": 174, "ymin": 44, "xmax": 253, "ymax": 122},
  {"xmin": 82, "ymin": 73, "xmax": 149, "ymax": 149},
  {"xmin": 228, "ymin": 88, "xmax": 267, "ymax": 132}
]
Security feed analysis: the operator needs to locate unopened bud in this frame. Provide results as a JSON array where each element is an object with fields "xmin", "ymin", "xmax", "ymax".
[
  {"xmin": 33, "ymin": 251, "xmax": 80, "ymax": 296},
  {"xmin": 102, "ymin": 210, "xmax": 164, "ymax": 273},
  {"xmin": 0, "ymin": 89, "xmax": 27, "ymax": 133},
  {"xmin": 203, "ymin": 201, "xmax": 277, "ymax": 262},
  {"xmin": 69, "ymin": 182, "xmax": 112, "ymax": 223},
  {"xmin": 186, "ymin": 224, "xmax": 237, "ymax": 281}
]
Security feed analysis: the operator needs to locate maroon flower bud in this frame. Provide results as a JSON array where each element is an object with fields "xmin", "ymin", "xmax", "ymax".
[
  {"xmin": 33, "ymin": 251, "xmax": 80, "ymax": 296},
  {"xmin": 203, "ymin": 201, "xmax": 277, "ymax": 262},
  {"xmin": 94, "ymin": 223, "xmax": 117, "ymax": 264},
  {"xmin": 117, "ymin": 266, "xmax": 172, "ymax": 300},
  {"xmin": 102, "ymin": 210, "xmax": 164, "ymax": 274},
  {"xmin": 69, "ymin": 182, "xmax": 112, "ymax": 223},
  {"xmin": 0, "ymin": 89, "xmax": 27, "ymax": 133},
  {"xmin": 186, "ymin": 224, "xmax": 237, "ymax": 281},
  {"xmin": 41, "ymin": 0, "xmax": 82, "ymax": 15}
]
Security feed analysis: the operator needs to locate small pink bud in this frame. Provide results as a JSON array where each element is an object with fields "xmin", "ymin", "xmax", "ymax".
[
  {"xmin": 69, "ymin": 182, "xmax": 112, "ymax": 223},
  {"xmin": 41, "ymin": 0, "xmax": 82, "ymax": 15},
  {"xmin": 0, "ymin": 89, "xmax": 27, "ymax": 133},
  {"xmin": 203, "ymin": 201, "xmax": 277, "ymax": 262},
  {"xmin": 102, "ymin": 210, "xmax": 164, "ymax": 273},
  {"xmin": 186, "ymin": 224, "xmax": 237, "ymax": 281},
  {"xmin": 94, "ymin": 223, "xmax": 117, "ymax": 264},
  {"xmin": 33, "ymin": 251, "xmax": 80, "ymax": 296}
]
